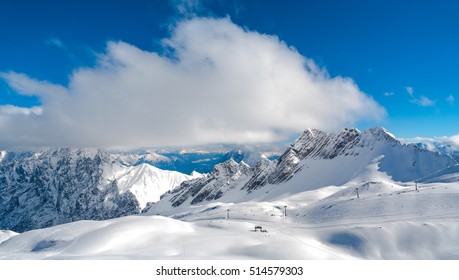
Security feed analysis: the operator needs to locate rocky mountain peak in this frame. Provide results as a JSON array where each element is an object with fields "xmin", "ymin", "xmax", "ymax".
[
  {"xmin": 361, "ymin": 126, "xmax": 399, "ymax": 146},
  {"xmin": 0, "ymin": 148, "xmax": 192, "ymax": 232},
  {"xmin": 212, "ymin": 158, "xmax": 240, "ymax": 176}
]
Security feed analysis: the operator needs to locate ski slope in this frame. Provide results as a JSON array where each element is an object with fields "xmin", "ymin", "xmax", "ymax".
[{"xmin": 1, "ymin": 179, "xmax": 458, "ymax": 259}]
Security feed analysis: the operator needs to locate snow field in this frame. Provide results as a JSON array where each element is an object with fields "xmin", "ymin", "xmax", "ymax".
[{"xmin": 1, "ymin": 180, "xmax": 458, "ymax": 259}]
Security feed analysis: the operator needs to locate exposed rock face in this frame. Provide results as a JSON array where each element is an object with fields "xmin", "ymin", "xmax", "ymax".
[
  {"xmin": 242, "ymin": 157, "xmax": 277, "ymax": 192},
  {"xmin": 167, "ymin": 159, "xmax": 253, "ymax": 207},
  {"xmin": 0, "ymin": 149, "xmax": 139, "ymax": 232},
  {"xmin": 0, "ymin": 148, "xmax": 194, "ymax": 232}
]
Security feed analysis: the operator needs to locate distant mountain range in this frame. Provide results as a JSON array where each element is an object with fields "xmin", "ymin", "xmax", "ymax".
[
  {"xmin": 112, "ymin": 145, "xmax": 282, "ymax": 175},
  {"xmin": 401, "ymin": 138, "xmax": 459, "ymax": 162}
]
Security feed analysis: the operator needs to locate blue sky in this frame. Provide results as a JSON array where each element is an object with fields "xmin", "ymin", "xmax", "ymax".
[{"xmin": 0, "ymin": 0, "xmax": 458, "ymax": 149}]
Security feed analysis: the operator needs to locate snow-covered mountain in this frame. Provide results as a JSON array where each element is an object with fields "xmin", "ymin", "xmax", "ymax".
[
  {"xmin": 113, "ymin": 150, "xmax": 231, "ymax": 175},
  {"xmin": 114, "ymin": 150, "xmax": 172, "ymax": 167},
  {"xmin": 2, "ymin": 127, "xmax": 455, "ymax": 233},
  {"xmin": 1, "ymin": 127, "xmax": 459, "ymax": 260},
  {"xmin": 112, "ymin": 163, "xmax": 200, "ymax": 208},
  {"xmin": 148, "ymin": 127, "xmax": 456, "ymax": 213},
  {"xmin": 166, "ymin": 159, "xmax": 254, "ymax": 208},
  {"xmin": 263, "ymin": 126, "xmax": 455, "ymax": 186},
  {"xmin": 0, "ymin": 148, "xmax": 197, "ymax": 232}
]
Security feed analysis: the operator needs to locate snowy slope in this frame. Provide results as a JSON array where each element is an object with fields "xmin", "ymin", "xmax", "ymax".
[
  {"xmin": 418, "ymin": 165, "xmax": 459, "ymax": 183},
  {"xmin": 112, "ymin": 164, "xmax": 201, "ymax": 208},
  {"xmin": 0, "ymin": 151, "xmax": 6, "ymax": 162},
  {"xmin": 0, "ymin": 230, "xmax": 18, "ymax": 244},
  {"xmin": 1, "ymin": 180, "xmax": 458, "ymax": 259}
]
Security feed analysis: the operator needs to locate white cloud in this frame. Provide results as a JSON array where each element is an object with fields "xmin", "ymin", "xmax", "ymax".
[
  {"xmin": 406, "ymin": 86, "xmax": 414, "ymax": 97},
  {"xmin": 46, "ymin": 37, "xmax": 67, "ymax": 50},
  {"xmin": 384, "ymin": 92, "xmax": 394, "ymax": 97},
  {"xmin": 0, "ymin": 105, "xmax": 43, "ymax": 115},
  {"xmin": 173, "ymin": 0, "xmax": 202, "ymax": 17},
  {"xmin": 447, "ymin": 94, "xmax": 455, "ymax": 106},
  {"xmin": 0, "ymin": 17, "xmax": 386, "ymax": 149},
  {"xmin": 405, "ymin": 86, "xmax": 436, "ymax": 107},
  {"xmin": 0, "ymin": 72, "xmax": 68, "ymax": 97},
  {"xmin": 413, "ymin": 96, "xmax": 436, "ymax": 107}
]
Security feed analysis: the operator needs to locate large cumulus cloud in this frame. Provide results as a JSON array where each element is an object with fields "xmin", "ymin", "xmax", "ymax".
[{"xmin": 0, "ymin": 17, "xmax": 385, "ymax": 149}]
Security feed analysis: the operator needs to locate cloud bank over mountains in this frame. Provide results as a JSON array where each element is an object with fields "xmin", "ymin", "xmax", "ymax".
[{"xmin": 0, "ymin": 17, "xmax": 385, "ymax": 149}]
